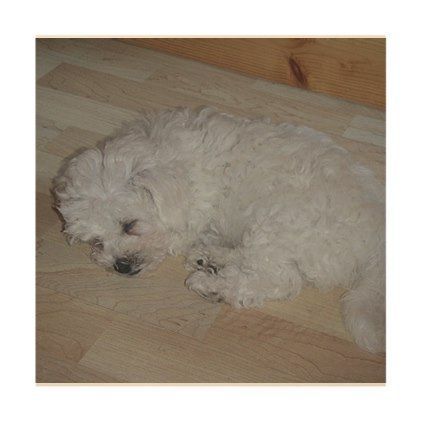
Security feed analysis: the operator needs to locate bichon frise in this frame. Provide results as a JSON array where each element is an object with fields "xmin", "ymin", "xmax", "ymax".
[{"xmin": 53, "ymin": 107, "xmax": 385, "ymax": 353}]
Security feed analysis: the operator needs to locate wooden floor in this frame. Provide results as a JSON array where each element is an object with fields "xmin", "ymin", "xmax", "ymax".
[{"xmin": 36, "ymin": 39, "xmax": 386, "ymax": 383}]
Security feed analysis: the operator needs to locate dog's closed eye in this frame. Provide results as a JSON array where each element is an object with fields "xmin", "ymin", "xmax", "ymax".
[
  {"xmin": 122, "ymin": 220, "xmax": 139, "ymax": 235},
  {"xmin": 91, "ymin": 238, "xmax": 104, "ymax": 250}
]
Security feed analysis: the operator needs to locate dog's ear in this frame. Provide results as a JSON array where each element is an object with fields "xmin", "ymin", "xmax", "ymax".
[
  {"xmin": 130, "ymin": 165, "xmax": 190, "ymax": 230},
  {"xmin": 52, "ymin": 148, "xmax": 109, "ymax": 246},
  {"xmin": 63, "ymin": 231, "xmax": 80, "ymax": 245},
  {"xmin": 51, "ymin": 177, "xmax": 79, "ymax": 244},
  {"xmin": 51, "ymin": 176, "xmax": 68, "ymax": 206}
]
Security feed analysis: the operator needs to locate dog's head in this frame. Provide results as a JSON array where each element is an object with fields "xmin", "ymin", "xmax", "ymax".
[{"xmin": 53, "ymin": 137, "xmax": 187, "ymax": 276}]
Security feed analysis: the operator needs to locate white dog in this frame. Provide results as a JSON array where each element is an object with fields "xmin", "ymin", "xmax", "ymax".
[{"xmin": 54, "ymin": 107, "xmax": 385, "ymax": 353}]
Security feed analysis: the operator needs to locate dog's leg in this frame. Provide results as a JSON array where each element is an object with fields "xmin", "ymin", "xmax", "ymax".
[
  {"xmin": 186, "ymin": 256, "xmax": 304, "ymax": 308},
  {"xmin": 184, "ymin": 244, "xmax": 236, "ymax": 274},
  {"xmin": 185, "ymin": 271, "xmax": 226, "ymax": 303},
  {"xmin": 186, "ymin": 265, "xmax": 268, "ymax": 306},
  {"xmin": 341, "ymin": 285, "xmax": 385, "ymax": 353}
]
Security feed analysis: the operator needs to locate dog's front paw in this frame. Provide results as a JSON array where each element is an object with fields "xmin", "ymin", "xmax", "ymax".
[
  {"xmin": 185, "ymin": 271, "xmax": 224, "ymax": 303},
  {"xmin": 196, "ymin": 258, "xmax": 219, "ymax": 275},
  {"xmin": 185, "ymin": 252, "xmax": 220, "ymax": 275}
]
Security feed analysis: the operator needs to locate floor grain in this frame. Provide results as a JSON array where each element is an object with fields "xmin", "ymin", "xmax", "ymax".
[{"xmin": 36, "ymin": 38, "xmax": 386, "ymax": 383}]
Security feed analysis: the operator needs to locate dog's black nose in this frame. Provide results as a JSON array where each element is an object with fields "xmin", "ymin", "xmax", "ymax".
[{"xmin": 113, "ymin": 258, "xmax": 132, "ymax": 274}]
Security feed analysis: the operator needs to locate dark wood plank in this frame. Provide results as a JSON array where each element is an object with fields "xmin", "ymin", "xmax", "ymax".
[{"xmin": 121, "ymin": 38, "xmax": 385, "ymax": 108}]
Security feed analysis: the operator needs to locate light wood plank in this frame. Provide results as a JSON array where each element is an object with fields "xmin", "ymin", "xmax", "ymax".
[
  {"xmin": 262, "ymin": 287, "xmax": 351, "ymax": 341},
  {"xmin": 36, "ymin": 287, "xmax": 119, "ymax": 382},
  {"xmin": 343, "ymin": 115, "xmax": 386, "ymax": 147},
  {"xmin": 38, "ymin": 61, "xmax": 386, "ymax": 148},
  {"xmin": 37, "ymin": 125, "xmax": 104, "ymax": 157},
  {"xmin": 36, "ymin": 86, "xmax": 139, "ymax": 136},
  {"xmin": 38, "ymin": 62, "xmax": 381, "ymax": 141},
  {"xmin": 79, "ymin": 311, "xmax": 301, "ymax": 383},
  {"xmin": 37, "ymin": 38, "xmax": 156, "ymax": 83},
  {"xmin": 80, "ymin": 306, "xmax": 384, "ymax": 383},
  {"xmin": 36, "ymin": 287, "xmax": 114, "ymax": 363},
  {"xmin": 253, "ymin": 79, "xmax": 385, "ymax": 122},
  {"xmin": 332, "ymin": 135, "xmax": 385, "ymax": 182},
  {"xmin": 37, "ymin": 63, "xmax": 209, "ymax": 113},
  {"xmin": 36, "ymin": 116, "xmax": 66, "ymax": 145},
  {"xmin": 36, "ymin": 192, "xmax": 65, "ymax": 247},
  {"xmin": 202, "ymin": 308, "xmax": 385, "ymax": 383},
  {"xmin": 144, "ymin": 67, "xmax": 355, "ymax": 138},
  {"xmin": 37, "ymin": 351, "xmax": 119, "ymax": 383},
  {"xmin": 36, "ymin": 49, "xmax": 62, "ymax": 80}
]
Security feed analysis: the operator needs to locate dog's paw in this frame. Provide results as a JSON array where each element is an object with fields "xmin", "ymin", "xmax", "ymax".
[
  {"xmin": 195, "ymin": 258, "xmax": 219, "ymax": 275},
  {"xmin": 185, "ymin": 252, "xmax": 220, "ymax": 275},
  {"xmin": 185, "ymin": 271, "xmax": 224, "ymax": 303}
]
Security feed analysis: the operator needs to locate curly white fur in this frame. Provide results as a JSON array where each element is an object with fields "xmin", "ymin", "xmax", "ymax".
[{"xmin": 54, "ymin": 107, "xmax": 385, "ymax": 353}]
